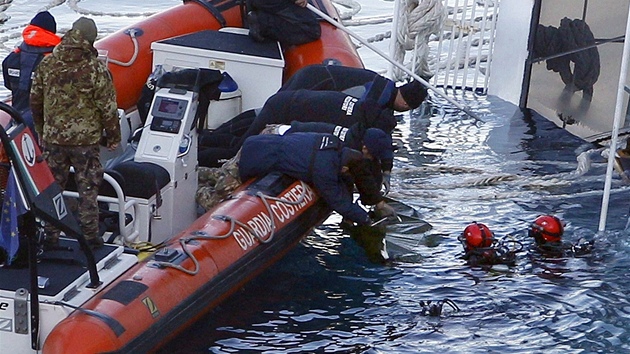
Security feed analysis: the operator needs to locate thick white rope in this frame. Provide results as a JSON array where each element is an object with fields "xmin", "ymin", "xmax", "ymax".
[
  {"xmin": 331, "ymin": 0, "xmax": 361, "ymax": 20},
  {"xmin": 391, "ymin": 0, "xmax": 447, "ymax": 81}
]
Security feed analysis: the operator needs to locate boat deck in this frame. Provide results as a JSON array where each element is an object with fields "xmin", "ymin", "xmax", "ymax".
[{"xmin": 0, "ymin": 239, "xmax": 122, "ymax": 297}]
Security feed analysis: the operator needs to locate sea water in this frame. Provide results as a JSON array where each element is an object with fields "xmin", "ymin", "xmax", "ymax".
[{"xmin": 2, "ymin": 1, "xmax": 630, "ymax": 353}]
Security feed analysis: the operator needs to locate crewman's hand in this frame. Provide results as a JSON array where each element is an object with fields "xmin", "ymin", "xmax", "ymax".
[
  {"xmin": 374, "ymin": 200, "xmax": 397, "ymax": 220},
  {"xmin": 294, "ymin": 0, "xmax": 308, "ymax": 7},
  {"xmin": 382, "ymin": 171, "xmax": 391, "ymax": 195},
  {"xmin": 108, "ymin": 142, "xmax": 119, "ymax": 151}
]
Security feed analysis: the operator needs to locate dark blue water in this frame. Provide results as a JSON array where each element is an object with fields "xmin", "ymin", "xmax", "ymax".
[{"xmin": 159, "ymin": 94, "xmax": 630, "ymax": 353}]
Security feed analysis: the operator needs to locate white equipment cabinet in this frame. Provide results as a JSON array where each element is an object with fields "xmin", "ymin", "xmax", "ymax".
[
  {"xmin": 132, "ymin": 87, "xmax": 199, "ymax": 244},
  {"xmin": 151, "ymin": 28, "xmax": 285, "ymax": 116}
]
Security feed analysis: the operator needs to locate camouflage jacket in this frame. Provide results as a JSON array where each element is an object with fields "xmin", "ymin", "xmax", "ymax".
[{"xmin": 30, "ymin": 29, "xmax": 120, "ymax": 146}]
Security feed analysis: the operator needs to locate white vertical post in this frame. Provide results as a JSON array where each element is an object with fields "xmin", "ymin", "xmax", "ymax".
[
  {"xmin": 598, "ymin": 3, "xmax": 630, "ymax": 232},
  {"xmin": 451, "ymin": 0, "xmax": 464, "ymax": 88},
  {"xmin": 434, "ymin": 5, "xmax": 447, "ymax": 88},
  {"xmin": 444, "ymin": 0, "xmax": 460, "ymax": 89},
  {"xmin": 462, "ymin": 0, "xmax": 476, "ymax": 89},
  {"xmin": 473, "ymin": 0, "xmax": 491, "ymax": 90},
  {"xmin": 482, "ymin": 1, "xmax": 500, "ymax": 93}
]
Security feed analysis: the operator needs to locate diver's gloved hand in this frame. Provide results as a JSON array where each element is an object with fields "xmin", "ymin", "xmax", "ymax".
[{"xmin": 382, "ymin": 171, "xmax": 391, "ymax": 195}]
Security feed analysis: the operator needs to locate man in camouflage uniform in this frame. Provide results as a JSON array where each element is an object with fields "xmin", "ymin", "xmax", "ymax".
[
  {"xmin": 31, "ymin": 17, "xmax": 120, "ymax": 249},
  {"xmin": 196, "ymin": 124, "xmax": 281, "ymax": 210},
  {"xmin": 196, "ymin": 150, "xmax": 242, "ymax": 210}
]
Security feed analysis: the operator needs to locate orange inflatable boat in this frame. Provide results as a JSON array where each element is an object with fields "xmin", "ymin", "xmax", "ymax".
[{"xmin": 0, "ymin": 0, "xmax": 364, "ymax": 353}]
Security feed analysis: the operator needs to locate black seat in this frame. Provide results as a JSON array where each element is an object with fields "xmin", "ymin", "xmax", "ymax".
[
  {"xmin": 111, "ymin": 161, "xmax": 170, "ymax": 199},
  {"xmin": 65, "ymin": 168, "xmax": 126, "ymax": 198}
]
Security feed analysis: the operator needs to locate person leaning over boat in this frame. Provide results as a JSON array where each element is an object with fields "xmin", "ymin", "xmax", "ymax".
[
  {"xmin": 242, "ymin": 132, "xmax": 378, "ymax": 225},
  {"xmin": 280, "ymin": 122, "xmax": 391, "ymax": 206},
  {"xmin": 197, "ymin": 77, "xmax": 427, "ymax": 172},
  {"xmin": 2, "ymin": 11, "xmax": 60, "ymax": 139},
  {"xmin": 196, "ymin": 129, "xmax": 396, "ymax": 217},
  {"xmin": 196, "ymin": 65, "xmax": 399, "ymax": 153},
  {"xmin": 247, "ymin": 0, "xmax": 321, "ymax": 47},
  {"xmin": 30, "ymin": 17, "xmax": 121, "ymax": 250}
]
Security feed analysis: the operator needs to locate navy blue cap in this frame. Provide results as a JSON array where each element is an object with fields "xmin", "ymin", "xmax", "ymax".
[
  {"xmin": 30, "ymin": 11, "xmax": 56, "ymax": 33},
  {"xmin": 363, "ymin": 128, "xmax": 393, "ymax": 160}
]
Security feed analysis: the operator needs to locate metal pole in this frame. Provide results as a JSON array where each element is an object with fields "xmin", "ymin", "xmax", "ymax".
[
  {"xmin": 307, "ymin": 3, "xmax": 481, "ymax": 121},
  {"xmin": 598, "ymin": 4, "xmax": 630, "ymax": 231}
]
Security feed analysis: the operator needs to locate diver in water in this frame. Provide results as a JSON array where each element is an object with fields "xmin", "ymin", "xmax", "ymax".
[
  {"xmin": 529, "ymin": 215, "xmax": 593, "ymax": 257},
  {"xmin": 458, "ymin": 222, "xmax": 522, "ymax": 267}
]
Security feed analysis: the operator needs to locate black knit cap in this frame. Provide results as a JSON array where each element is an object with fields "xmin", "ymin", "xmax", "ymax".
[
  {"xmin": 363, "ymin": 128, "xmax": 393, "ymax": 160},
  {"xmin": 30, "ymin": 11, "xmax": 56, "ymax": 33},
  {"xmin": 397, "ymin": 80, "xmax": 428, "ymax": 109}
]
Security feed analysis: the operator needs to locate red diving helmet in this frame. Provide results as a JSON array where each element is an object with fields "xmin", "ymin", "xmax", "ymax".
[
  {"xmin": 530, "ymin": 215, "xmax": 564, "ymax": 243},
  {"xmin": 461, "ymin": 222, "xmax": 494, "ymax": 251}
]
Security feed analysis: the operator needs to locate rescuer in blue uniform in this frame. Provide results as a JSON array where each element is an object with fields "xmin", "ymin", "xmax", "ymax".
[
  {"xmin": 282, "ymin": 123, "xmax": 390, "ymax": 203},
  {"xmin": 198, "ymin": 76, "xmax": 426, "ymax": 168},
  {"xmin": 242, "ymin": 74, "xmax": 425, "ymax": 142},
  {"xmin": 239, "ymin": 132, "xmax": 374, "ymax": 225},
  {"xmin": 197, "ymin": 127, "xmax": 396, "ymax": 218}
]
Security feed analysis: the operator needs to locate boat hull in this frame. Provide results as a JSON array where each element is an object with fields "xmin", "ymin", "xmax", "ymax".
[{"xmin": 44, "ymin": 177, "xmax": 330, "ymax": 353}]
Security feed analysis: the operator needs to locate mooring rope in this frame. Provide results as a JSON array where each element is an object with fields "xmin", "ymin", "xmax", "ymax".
[
  {"xmin": 392, "ymin": 147, "xmax": 624, "ymax": 202},
  {"xmin": 331, "ymin": 0, "xmax": 361, "ymax": 20},
  {"xmin": 391, "ymin": 0, "xmax": 447, "ymax": 81}
]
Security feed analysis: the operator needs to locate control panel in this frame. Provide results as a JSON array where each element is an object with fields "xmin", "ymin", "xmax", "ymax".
[
  {"xmin": 135, "ymin": 87, "xmax": 198, "ymax": 181},
  {"xmin": 149, "ymin": 91, "xmax": 189, "ymax": 133}
]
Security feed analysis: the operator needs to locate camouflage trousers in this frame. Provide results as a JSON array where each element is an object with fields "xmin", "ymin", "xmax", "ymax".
[
  {"xmin": 196, "ymin": 124, "xmax": 281, "ymax": 211},
  {"xmin": 196, "ymin": 149, "xmax": 242, "ymax": 211},
  {"xmin": 44, "ymin": 143, "xmax": 103, "ymax": 241}
]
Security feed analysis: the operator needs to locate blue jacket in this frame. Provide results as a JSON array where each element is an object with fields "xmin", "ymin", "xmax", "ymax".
[
  {"xmin": 239, "ymin": 132, "xmax": 371, "ymax": 225},
  {"xmin": 280, "ymin": 64, "xmax": 381, "ymax": 92},
  {"xmin": 2, "ymin": 42, "xmax": 54, "ymax": 113},
  {"xmin": 235, "ymin": 88, "xmax": 397, "ymax": 149},
  {"xmin": 285, "ymin": 121, "xmax": 384, "ymax": 206}
]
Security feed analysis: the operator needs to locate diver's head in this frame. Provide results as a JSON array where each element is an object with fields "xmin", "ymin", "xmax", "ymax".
[
  {"xmin": 460, "ymin": 222, "xmax": 494, "ymax": 252},
  {"xmin": 529, "ymin": 215, "xmax": 564, "ymax": 244}
]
